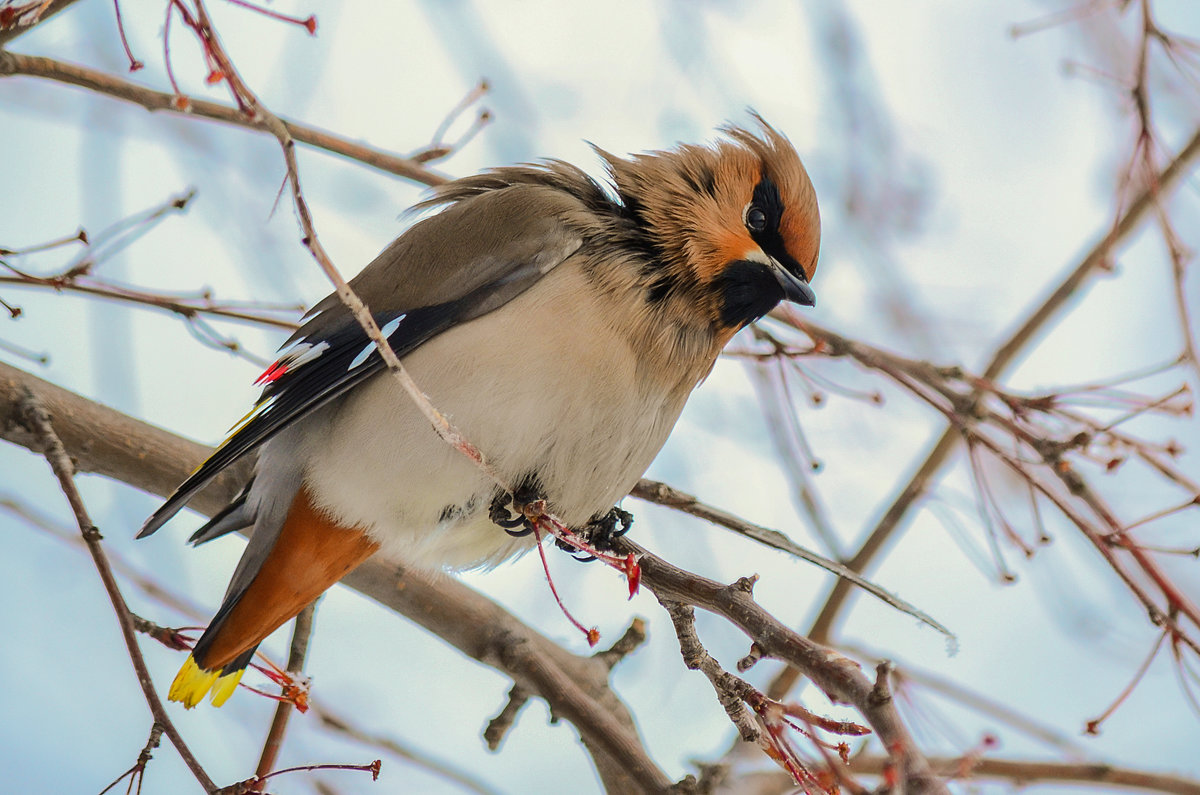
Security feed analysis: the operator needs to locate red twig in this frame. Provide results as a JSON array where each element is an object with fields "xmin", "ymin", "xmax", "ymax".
[
  {"xmin": 529, "ymin": 521, "xmax": 599, "ymax": 646},
  {"xmin": 223, "ymin": 0, "xmax": 316, "ymax": 34},
  {"xmin": 110, "ymin": 0, "xmax": 143, "ymax": 71}
]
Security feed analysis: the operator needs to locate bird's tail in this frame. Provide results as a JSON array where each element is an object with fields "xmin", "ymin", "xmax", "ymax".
[
  {"xmin": 169, "ymin": 649, "xmax": 255, "ymax": 708},
  {"xmin": 165, "ymin": 487, "xmax": 379, "ymax": 708}
]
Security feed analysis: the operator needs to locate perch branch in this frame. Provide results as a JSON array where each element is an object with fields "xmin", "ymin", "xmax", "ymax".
[{"xmin": 0, "ymin": 359, "xmax": 671, "ymax": 794}]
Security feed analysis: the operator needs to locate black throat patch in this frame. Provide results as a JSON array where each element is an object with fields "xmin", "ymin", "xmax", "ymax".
[{"xmin": 715, "ymin": 259, "xmax": 783, "ymax": 328}]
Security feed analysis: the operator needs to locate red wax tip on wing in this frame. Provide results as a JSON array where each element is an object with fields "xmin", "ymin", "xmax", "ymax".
[{"xmin": 255, "ymin": 361, "xmax": 288, "ymax": 385}]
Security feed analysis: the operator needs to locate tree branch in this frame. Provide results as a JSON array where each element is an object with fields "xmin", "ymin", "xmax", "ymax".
[
  {"xmin": 0, "ymin": 0, "xmax": 83, "ymax": 47},
  {"xmin": 0, "ymin": 358, "xmax": 671, "ymax": 793},
  {"xmin": 16, "ymin": 389, "xmax": 217, "ymax": 793},
  {"xmin": 0, "ymin": 50, "xmax": 449, "ymax": 187},
  {"xmin": 252, "ymin": 603, "xmax": 316, "ymax": 788},
  {"xmin": 614, "ymin": 538, "xmax": 947, "ymax": 794},
  {"xmin": 799, "ymin": 123, "xmax": 1200, "ymax": 659}
]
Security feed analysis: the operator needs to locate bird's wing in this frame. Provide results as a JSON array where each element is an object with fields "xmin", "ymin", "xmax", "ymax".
[{"xmin": 139, "ymin": 185, "xmax": 585, "ymax": 538}]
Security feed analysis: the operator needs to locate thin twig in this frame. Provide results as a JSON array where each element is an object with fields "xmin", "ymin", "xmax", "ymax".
[
  {"xmin": 0, "ymin": 51, "xmax": 448, "ymax": 187},
  {"xmin": 788, "ymin": 122, "xmax": 1200, "ymax": 665},
  {"xmin": 631, "ymin": 478, "xmax": 953, "ymax": 641},
  {"xmin": 482, "ymin": 685, "xmax": 531, "ymax": 753},
  {"xmin": 615, "ymin": 538, "xmax": 948, "ymax": 794},
  {"xmin": 0, "ymin": 277, "xmax": 302, "ymax": 330},
  {"xmin": 252, "ymin": 603, "xmax": 316, "ymax": 788},
  {"xmin": 17, "ymin": 391, "xmax": 217, "ymax": 793}
]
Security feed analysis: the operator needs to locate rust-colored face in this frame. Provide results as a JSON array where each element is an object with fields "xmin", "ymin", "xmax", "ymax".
[
  {"xmin": 602, "ymin": 118, "xmax": 821, "ymax": 332},
  {"xmin": 688, "ymin": 127, "xmax": 821, "ymax": 331},
  {"xmin": 775, "ymin": 177, "xmax": 822, "ymax": 283}
]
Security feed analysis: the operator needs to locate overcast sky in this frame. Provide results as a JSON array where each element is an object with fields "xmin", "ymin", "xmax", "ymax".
[{"xmin": 2, "ymin": 2, "xmax": 1199, "ymax": 793}]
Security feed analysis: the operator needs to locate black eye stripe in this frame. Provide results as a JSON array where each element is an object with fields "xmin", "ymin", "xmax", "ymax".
[
  {"xmin": 749, "ymin": 175, "xmax": 784, "ymax": 232},
  {"xmin": 744, "ymin": 174, "xmax": 809, "ymax": 283}
]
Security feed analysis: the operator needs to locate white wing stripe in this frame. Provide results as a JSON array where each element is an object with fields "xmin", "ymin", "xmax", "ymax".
[{"xmin": 348, "ymin": 314, "xmax": 406, "ymax": 371}]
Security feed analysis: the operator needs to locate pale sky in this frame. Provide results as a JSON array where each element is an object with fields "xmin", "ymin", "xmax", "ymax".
[{"xmin": 2, "ymin": 2, "xmax": 1199, "ymax": 793}]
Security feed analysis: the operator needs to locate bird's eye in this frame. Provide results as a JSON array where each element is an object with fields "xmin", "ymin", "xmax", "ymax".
[{"xmin": 745, "ymin": 205, "xmax": 767, "ymax": 232}]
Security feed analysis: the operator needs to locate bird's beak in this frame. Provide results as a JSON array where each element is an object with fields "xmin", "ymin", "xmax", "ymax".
[{"xmin": 772, "ymin": 262, "xmax": 816, "ymax": 308}]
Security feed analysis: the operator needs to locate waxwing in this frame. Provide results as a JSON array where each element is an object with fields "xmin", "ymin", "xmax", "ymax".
[{"xmin": 139, "ymin": 115, "xmax": 821, "ymax": 707}]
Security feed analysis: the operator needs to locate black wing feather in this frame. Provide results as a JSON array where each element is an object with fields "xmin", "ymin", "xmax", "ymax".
[
  {"xmin": 139, "ymin": 179, "xmax": 590, "ymax": 539},
  {"xmin": 139, "ymin": 275, "xmax": 536, "ymax": 538}
]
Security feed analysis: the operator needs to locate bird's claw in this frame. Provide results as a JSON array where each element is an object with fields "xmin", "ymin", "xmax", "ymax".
[
  {"xmin": 558, "ymin": 506, "xmax": 634, "ymax": 561},
  {"xmin": 489, "ymin": 482, "xmax": 549, "ymax": 537}
]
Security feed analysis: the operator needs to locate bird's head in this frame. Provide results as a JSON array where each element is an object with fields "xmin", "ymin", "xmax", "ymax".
[{"xmin": 600, "ymin": 116, "xmax": 820, "ymax": 337}]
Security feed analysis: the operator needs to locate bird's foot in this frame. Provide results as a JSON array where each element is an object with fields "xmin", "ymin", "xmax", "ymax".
[
  {"xmin": 557, "ymin": 506, "xmax": 634, "ymax": 562},
  {"xmin": 489, "ymin": 480, "xmax": 548, "ymax": 538}
]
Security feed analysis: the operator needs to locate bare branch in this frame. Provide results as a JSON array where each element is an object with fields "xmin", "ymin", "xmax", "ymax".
[
  {"xmin": 631, "ymin": 478, "xmax": 953, "ymax": 641},
  {"xmin": 0, "ymin": 0, "xmax": 83, "ymax": 47},
  {"xmin": 251, "ymin": 603, "xmax": 316, "ymax": 789},
  {"xmin": 796, "ymin": 123, "xmax": 1200, "ymax": 661},
  {"xmin": 0, "ymin": 51, "xmax": 449, "ymax": 187},
  {"xmin": 16, "ymin": 390, "xmax": 217, "ymax": 793},
  {"xmin": 615, "ymin": 538, "xmax": 947, "ymax": 794},
  {"xmin": 0, "ymin": 358, "xmax": 673, "ymax": 793}
]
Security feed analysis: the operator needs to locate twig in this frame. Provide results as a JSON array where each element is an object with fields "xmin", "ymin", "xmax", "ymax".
[
  {"xmin": 615, "ymin": 538, "xmax": 947, "ymax": 794},
  {"xmin": 660, "ymin": 595, "xmax": 872, "ymax": 793},
  {"xmin": 631, "ymin": 478, "xmax": 953, "ymax": 641},
  {"xmin": 659, "ymin": 599, "xmax": 765, "ymax": 743},
  {"xmin": 485, "ymin": 619, "xmax": 645, "ymax": 752},
  {"xmin": 0, "ymin": 277, "xmax": 302, "ymax": 330},
  {"xmin": 483, "ymin": 684, "xmax": 531, "ymax": 752},
  {"xmin": 0, "ymin": 51, "xmax": 448, "ymax": 187},
  {"xmin": 17, "ymin": 391, "xmax": 217, "ymax": 793},
  {"xmin": 252, "ymin": 603, "xmax": 316, "ymax": 788},
  {"xmin": 223, "ymin": 760, "xmax": 380, "ymax": 794},
  {"xmin": 591, "ymin": 617, "xmax": 648, "ymax": 672},
  {"xmin": 0, "ymin": 0, "xmax": 82, "ymax": 46},
  {"xmin": 97, "ymin": 723, "xmax": 163, "ymax": 795},
  {"xmin": 789, "ymin": 122, "xmax": 1200, "ymax": 663}
]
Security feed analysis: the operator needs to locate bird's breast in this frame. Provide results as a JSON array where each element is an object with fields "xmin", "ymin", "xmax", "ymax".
[{"xmin": 295, "ymin": 262, "xmax": 696, "ymax": 570}]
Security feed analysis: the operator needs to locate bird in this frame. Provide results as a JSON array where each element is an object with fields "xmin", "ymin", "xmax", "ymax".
[{"xmin": 139, "ymin": 115, "xmax": 821, "ymax": 708}]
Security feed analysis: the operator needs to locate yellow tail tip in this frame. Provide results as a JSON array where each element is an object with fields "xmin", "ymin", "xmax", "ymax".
[
  {"xmin": 209, "ymin": 668, "xmax": 245, "ymax": 707},
  {"xmin": 168, "ymin": 655, "xmax": 244, "ymax": 708}
]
